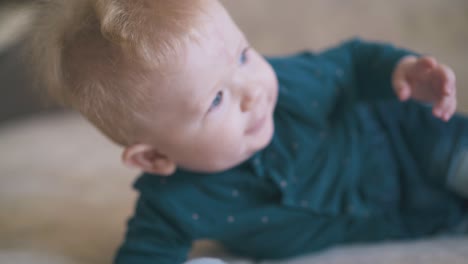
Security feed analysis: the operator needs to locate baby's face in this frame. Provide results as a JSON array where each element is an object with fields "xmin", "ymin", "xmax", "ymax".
[{"xmin": 143, "ymin": 0, "xmax": 278, "ymax": 173}]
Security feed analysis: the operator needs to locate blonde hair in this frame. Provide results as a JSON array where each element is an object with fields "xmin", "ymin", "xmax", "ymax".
[{"xmin": 28, "ymin": 0, "xmax": 205, "ymax": 145}]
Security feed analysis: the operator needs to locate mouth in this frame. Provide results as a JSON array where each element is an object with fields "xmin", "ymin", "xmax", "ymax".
[
  {"xmin": 245, "ymin": 80, "xmax": 277, "ymax": 136},
  {"xmin": 246, "ymin": 114, "xmax": 267, "ymax": 135}
]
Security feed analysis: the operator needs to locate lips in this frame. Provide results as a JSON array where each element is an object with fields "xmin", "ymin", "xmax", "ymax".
[{"xmin": 246, "ymin": 84, "xmax": 276, "ymax": 135}]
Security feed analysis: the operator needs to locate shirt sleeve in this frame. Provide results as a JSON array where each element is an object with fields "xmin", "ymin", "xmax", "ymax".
[
  {"xmin": 321, "ymin": 37, "xmax": 417, "ymax": 102},
  {"xmin": 114, "ymin": 194, "xmax": 192, "ymax": 264}
]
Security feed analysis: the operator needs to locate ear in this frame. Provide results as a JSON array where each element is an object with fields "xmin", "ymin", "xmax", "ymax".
[{"xmin": 122, "ymin": 144, "xmax": 177, "ymax": 176}]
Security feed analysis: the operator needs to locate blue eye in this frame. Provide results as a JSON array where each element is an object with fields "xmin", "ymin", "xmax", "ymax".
[
  {"xmin": 209, "ymin": 91, "xmax": 223, "ymax": 111},
  {"xmin": 239, "ymin": 47, "xmax": 249, "ymax": 65}
]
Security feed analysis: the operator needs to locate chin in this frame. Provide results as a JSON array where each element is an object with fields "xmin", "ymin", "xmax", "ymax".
[
  {"xmin": 262, "ymin": 118, "xmax": 275, "ymax": 146},
  {"xmin": 252, "ymin": 116, "xmax": 275, "ymax": 153}
]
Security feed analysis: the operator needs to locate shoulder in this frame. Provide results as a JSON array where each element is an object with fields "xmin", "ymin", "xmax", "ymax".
[
  {"xmin": 266, "ymin": 52, "xmax": 318, "ymax": 75},
  {"xmin": 133, "ymin": 164, "xmax": 257, "ymax": 202},
  {"xmin": 265, "ymin": 37, "xmax": 367, "ymax": 68},
  {"xmin": 133, "ymin": 170, "xmax": 206, "ymax": 200}
]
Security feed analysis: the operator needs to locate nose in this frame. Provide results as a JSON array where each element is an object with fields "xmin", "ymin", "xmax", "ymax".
[{"xmin": 240, "ymin": 85, "xmax": 262, "ymax": 112}]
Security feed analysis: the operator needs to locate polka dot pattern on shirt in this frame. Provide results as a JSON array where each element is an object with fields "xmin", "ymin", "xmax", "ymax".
[
  {"xmin": 336, "ymin": 68, "xmax": 344, "ymax": 77},
  {"xmin": 280, "ymin": 181, "xmax": 288, "ymax": 188},
  {"xmin": 192, "ymin": 213, "xmax": 199, "ymax": 220}
]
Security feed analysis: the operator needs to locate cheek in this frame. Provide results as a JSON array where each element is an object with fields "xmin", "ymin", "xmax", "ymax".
[
  {"xmin": 262, "ymin": 65, "xmax": 278, "ymax": 102},
  {"xmin": 263, "ymin": 62, "xmax": 277, "ymax": 85},
  {"xmin": 180, "ymin": 121, "xmax": 246, "ymax": 172},
  {"xmin": 203, "ymin": 111, "xmax": 247, "ymax": 155},
  {"xmin": 204, "ymin": 117, "xmax": 244, "ymax": 152},
  {"xmin": 254, "ymin": 56, "xmax": 277, "ymax": 88}
]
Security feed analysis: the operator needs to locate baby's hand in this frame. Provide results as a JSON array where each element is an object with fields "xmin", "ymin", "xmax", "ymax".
[{"xmin": 392, "ymin": 56, "xmax": 457, "ymax": 121}]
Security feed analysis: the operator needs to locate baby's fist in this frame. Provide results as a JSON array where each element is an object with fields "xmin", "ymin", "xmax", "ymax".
[{"xmin": 392, "ymin": 55, "xmax": 457, "ymax": 121}]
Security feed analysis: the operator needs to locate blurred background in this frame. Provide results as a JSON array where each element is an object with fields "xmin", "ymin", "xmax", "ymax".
[{"xmin": 0, "ymin": 1, "xmax": 467, "ymax": 264}]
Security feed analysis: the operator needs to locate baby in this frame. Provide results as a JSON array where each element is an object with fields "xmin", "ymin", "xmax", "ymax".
[{"xmin": 30, "ymin": 0, "xmax": 468, "ymax": 263}]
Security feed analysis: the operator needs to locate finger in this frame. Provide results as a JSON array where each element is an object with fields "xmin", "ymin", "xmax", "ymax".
[
  {"xmin": 426, "ymin": 68, "xmax": 449, "ymax": 98},
  {"xmin": 434, "ymin": 95, "xmax": 456, "ymax": 121},
  {"xmin": 413, "ymin": 56, "xmax": 437, "ymax": 77},
  {"xmin": 409, "ymin": 57, "xmax": 437, "ymax": 88},
  {"xmin": 438, "ymin": 64, "xmax": 457, "ymax": 96},
  {"xmin": 433, "ymin": 96, "xmax": 448, "ymax": 119},
  {"xmin": 417, "ymin": 56, "xmax": 437, "ymax": 71},
  {"xmin": 444, "ymin": 99, "xmax": 457, "ymax": 121},
  {"xmin": 393, "ymin": 80, "xmax": 412, "ymax": 101}
]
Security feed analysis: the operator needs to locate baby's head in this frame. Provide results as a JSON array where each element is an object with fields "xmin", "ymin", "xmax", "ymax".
[{"xmin": 31, "ymin": 0, "xmax": 278, "ymax": 175}]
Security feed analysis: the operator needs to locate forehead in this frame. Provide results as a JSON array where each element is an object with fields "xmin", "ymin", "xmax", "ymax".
[
  {"xmin": 154, "ymin": 1, "xmax": 243, "ymax": 110},
  {"xmin": 184, "ymin": 0, "xmax": 242, "ymax": 74}
]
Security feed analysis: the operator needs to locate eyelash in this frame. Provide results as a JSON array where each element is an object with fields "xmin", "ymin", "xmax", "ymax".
[
  {"xmin": 209, "ymin": 91, "xmax": 223, "ymax": 112},
  {"xmin": 239, "ymin": 47, "xmax": 250, "ymax": 65},
  {"xmin": 208, "ymin": 47, "xmax": 250, "ymax": 113}
]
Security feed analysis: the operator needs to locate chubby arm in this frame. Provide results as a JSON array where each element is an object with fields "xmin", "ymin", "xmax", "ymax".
[{"xmin": 114, "ymin": 195, "xmax": 192, "ymax": 264}]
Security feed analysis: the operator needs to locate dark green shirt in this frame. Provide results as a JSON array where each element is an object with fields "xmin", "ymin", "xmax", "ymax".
[{"xmin": 114, "ymin": 38, "xmax": 465, "ymax": 264}]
